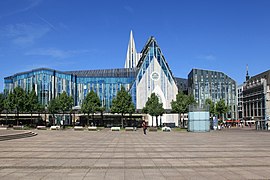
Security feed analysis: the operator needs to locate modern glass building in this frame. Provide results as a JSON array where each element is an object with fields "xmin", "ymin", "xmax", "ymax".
[
  {"xmin": 4, "ymin": 67, "xmax": 137, "ymax": 110},
  {"xmin": 188, "ymin": 68, "xmax": 237, "ymax": 119},
  {"xmin": 4, "ymin": 32, "xmax": 180, "ymax": 126}
]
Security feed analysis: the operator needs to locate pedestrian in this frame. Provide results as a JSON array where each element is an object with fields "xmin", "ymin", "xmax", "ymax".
[{"xmin": 142, "ymin": 120, "xmax": 147, "ymax": 135}]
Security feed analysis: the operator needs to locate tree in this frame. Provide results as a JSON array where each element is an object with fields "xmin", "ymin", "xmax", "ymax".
[
  {"xmin": 111, "ymin": 86, "xmax": 135, "ymax": 128},
  {"xmin": 0, "ymin": 93, "xmax": 5, "ymax": 113},
  {"xmin": 4, "ymin": 93, "xmax": 14, "ymax": 113},
  {"xmin": 171, "ymin": 91, "xmax": 196, "ymax": 128},
  {"xmin": 37, "ymin": 104, "xmax": 45, "ymax": 125},
  {"xmin": 186, "ymin": 94, "xmax": 196, "ymax": 106},
  {"xmin": 99, "ymin": 107, "xmax": 106, "ymax": 127},
  {"xmin": 81, "ymin": 90, "xmax": 101, "ymax": 126},
  {"xmin": 25, "ymin": 90, "xmax": 40, "ymax": 125},
  {"xmin": 142, "ymin": 93, "xmax": 164, "ymax": 127},
  {"xmin": 205, "ymin": 98, "xmax": 216, "ymax": 117},
  {"xmin": 142, "ymin": 95, "xmax": 154, "ymax": 126},
  {"xmin": 58, "ymin": 92, "xmax": 74, "ymax": 126},
  {"xmin": 156, "ymin": 103, "xmax": 165, "ymax": 127},
  {"xmin": 0, "ymin": 94, "xmax": 5, "ymax": 124},
  {"xmin": 215, "ymin": 99, "xmax": 229, "ymax": 121},
  {"xmin": 7, "ymin": 87, "xmax": 27, "ymax": 125},
  {"xmin": 4, "ymin": 93, "xmax": 15, "ymax": 124},
  {"xmin": 48, "ymin": 99, "xmax": 59, "ymax": 125},
  {"xmin": 128, "ymin": 102, "xmax": 136, "ymax": 127}
]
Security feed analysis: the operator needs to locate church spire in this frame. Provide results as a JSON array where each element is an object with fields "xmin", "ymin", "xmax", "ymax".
[
  {"xmin": 246, "ymin": 64, "xmax": 250, "ymax": 81},
  {"xmin": 124, "ymin": 30, "xmax": 138, "ymax": 68}
]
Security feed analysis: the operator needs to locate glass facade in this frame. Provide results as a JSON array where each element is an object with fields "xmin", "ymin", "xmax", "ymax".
[
  {"xmin": 188, "ymin": 69, "xmax": 237, "ymax": 119},
  {"xmin": 4, "ymin": 68, "xmax": 136, "ymax": 110},
  {"xmin": 4, "ymin": 69, "xmax": 74, "ymax": 105}
]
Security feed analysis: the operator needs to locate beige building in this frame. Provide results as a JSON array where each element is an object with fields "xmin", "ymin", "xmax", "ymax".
[{"xmin": 243, "ymin": 70, "xmax": 270, "ymax": 129}]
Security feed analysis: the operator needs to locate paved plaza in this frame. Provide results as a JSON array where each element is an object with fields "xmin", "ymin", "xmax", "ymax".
[{"xmin": 0, "ymin": 128, "xmax": 270, "ymax": 179}]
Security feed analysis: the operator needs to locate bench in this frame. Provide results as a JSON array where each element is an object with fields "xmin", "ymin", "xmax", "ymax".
[
  {"xmin": 111, "ymin": 127, "xmax": 120, "ymax": 131},
  {"xmin": 88, "ymin": 126, "xmax": 97, "ymax": 131},
  {"xmin": 125, "ymin": 127, "xmax": 136, "ymax": 131},
  {"xmin": 149, "ymin": 127, "xmax": 158, "ymax": 132},
  {"xmin": 74, "ymin": 126, "xmax": 84, "ymax": 131},
  {"xmin": 36, "ymin": 126, "xmax": 47, "ymax": 130},
  {"xmin": 50, "ymin": 126, "xmax": 60, "ymax": 130},
  {"xmin": 162, "ymin": 126, "xmax": 171, "ymax": 132},
  {"xmin": 0, "ymin": 126, "xmax": 8, "ymax": 130},
  {"xmin": 13, "ymin": 126, "xmax": 24, "ymax": 130}
]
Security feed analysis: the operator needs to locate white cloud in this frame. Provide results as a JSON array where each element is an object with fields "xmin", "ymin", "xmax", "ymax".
[
  {"xmin": 124, "ymin": 6, "xmax": 134, "ymax": 14},
  {"xmin": 197, "ymin": 54, "xmax": 217, "ymax": 61},
  {"xmin": 37, "ymin": 15, "xmax": 57, "ymax": 32},
  {"xmin": 0, "ymin": 23, "xmax": 51, "ymax": 46},
  {"xmin": 25, "ymin": 48, "xmax": 91, "ymax": 59},
  {"xmin": 0, "ymin": 0, "xmax": 42, "ymax": 19}
]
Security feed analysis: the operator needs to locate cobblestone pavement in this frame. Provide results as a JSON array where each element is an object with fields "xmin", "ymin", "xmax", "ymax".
[{"xmin": 0, "ymin": 127, "xmax": 270, "ymax": 179}]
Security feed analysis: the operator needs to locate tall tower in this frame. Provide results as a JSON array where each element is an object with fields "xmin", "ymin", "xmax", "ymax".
[
  {"xmin": 124, "ymin": 30, "xmax": 138, "ymax": 68},
  {"xmin": 246, "ymin": 64, "xmax": 250, "ymax": 81}
]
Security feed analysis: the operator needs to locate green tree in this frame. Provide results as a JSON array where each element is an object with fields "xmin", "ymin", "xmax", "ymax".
[
  {"xmin": 205, "ymin": 98, "xmax": 216, "ymax": 117},
  {"xmin": 25, "ymin": 90, "xmax": 40, "ymax": 125},
  {"xmin": 142, "ymin": 95, "xmax": 153, "ymax": 126},
  {"xmin": 48, "ymin": 99, "xmax": 59, "ymax": 125},
  {"xmin": 171, "ymin": 91, "xmax": 196, "ymax": 128},
  {"xmin": 4, "ymin": 93, "xmax": 15, "ymax": 125},
  {"xmin": 99, "ymin": 107, "xmax": 106, "ymax": 127},
  {"xmin": 156, "ymin": 102, "xmax": 165, "ymax": 127},
  {"xmin": 128, "ymin": 102, "xmax": 136, "ymax": 127},
  {"xmin": 9, "ymin": 87, "xmax": 27, "ymax": 125},
  {"xmin": 0, "ymin": 93, "xmax": 5, "ymax": 113},
  {"xmin": 58, "ymin": 92, "xmax": 74, "ymax": 126},
  {"xmin": 111, "ymin": 86, "xmax": 135, "ymax": 128},
  {"xmin": 0, "ymin": 94, "xmax": 6, "ymax": 124},
  {"xmin": 142, "ymin": 93, "xmax": 164, "ymax": 127},
  {"xmin": 215, "ymin": 99, "xmax": 229, "ymax": 121},
  {"xmin": 81, "ymin": 90, "xmax": 101, "ymax": 126},
  {"xmin": 37, "ymin": 104, "xmax": 45, "ymax": 125},
  {"xmin": 4, "ymin": 93, "xmax": 14, "ymax": 116}
]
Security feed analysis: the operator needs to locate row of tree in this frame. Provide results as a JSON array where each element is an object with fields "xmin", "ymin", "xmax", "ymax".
[
  {"xmin": 0, "ymin": 86, "xmax": 230, "ymax": 127},
  {"xmin": 0, "ymin": 87, "xmax": 43, "ymax": 125}
]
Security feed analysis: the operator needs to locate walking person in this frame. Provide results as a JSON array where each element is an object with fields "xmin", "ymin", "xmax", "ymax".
[{"xmin": 142, "ymin": 120, "xmax": 147, "ymax": 135}]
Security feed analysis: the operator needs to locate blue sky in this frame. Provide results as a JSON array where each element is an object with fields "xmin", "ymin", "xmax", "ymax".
[{"xmin": 0, "ymin": 0, "xmax": 270, "ymax": 92}]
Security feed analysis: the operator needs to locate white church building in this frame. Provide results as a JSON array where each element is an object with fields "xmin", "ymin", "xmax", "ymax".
[{"xmin": 125, "ymin": 31, "xmax": 179, "ymax": 126}]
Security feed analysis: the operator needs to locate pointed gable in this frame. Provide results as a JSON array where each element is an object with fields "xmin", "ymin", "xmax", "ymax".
[
  {"xmin": 134, "ymin": 36, "xmax": 178, "ymax": 110},
  {"xmin": 136, "ymin": 37, "xmax": 175, "ymax": 85}
]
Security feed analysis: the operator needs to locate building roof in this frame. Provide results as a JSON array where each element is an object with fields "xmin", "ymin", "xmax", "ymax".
[
  {"xmin": 188, "ymin": 68, "xmax": 236, "ymax": 83},
  {"xmin": 247, "ymin": 69, "xmax": 270, "ymax": 85},
  {"xmin": 65, "ymin": 68, "xmax": 137, "ymax": 78},
  {"xmin": 4, "ymin": 68, "xmax": 68, "ymax": 80},
  {"xmin": 136, "ymin": 36, "xmax": 176, "ymax": 82},
  {"xmin": 4, "ymin": 67, "xmax": 138, "ymax": 80}
]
